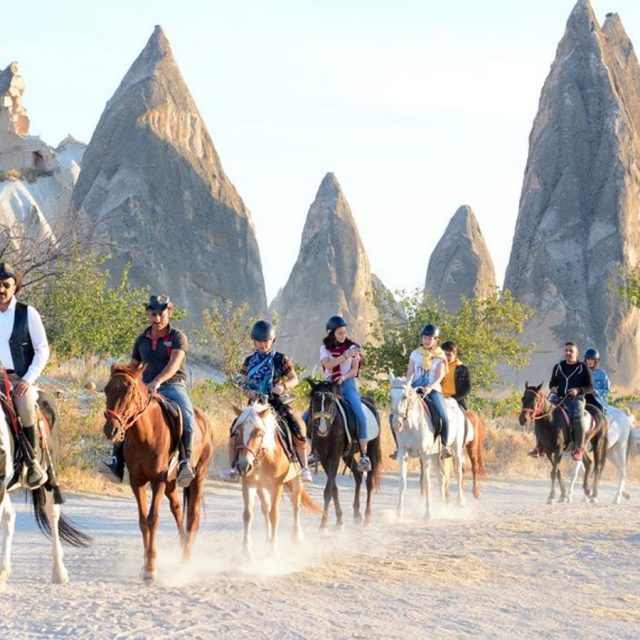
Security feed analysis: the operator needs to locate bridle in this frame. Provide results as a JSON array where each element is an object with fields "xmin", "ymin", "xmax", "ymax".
[
  {"xmin": 309, "ymin": 390, "xmax": 338, "ymax": 437},
  {"xmin": 521, "ymin": 388, "xmax": 567, "ymax": 421},
  {"xmin": 233, "ymin": 407, "xmax": 269, "ymax": 471},
  {"xmin": 104, "ymin": 371, "xmax": 153, "ymax": 440}
]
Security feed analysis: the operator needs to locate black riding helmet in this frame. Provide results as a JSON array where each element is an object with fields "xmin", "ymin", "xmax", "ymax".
[
  {"xmin": 421, "ymin": 323, "xmax": 440, "ymax": 338},
  {"xmin": 584, "ymin": 348, "xmax": 600, "ymax": 360},
  {"xmin": 251, "ymin": 320, "xmax": 276, "ymax": 342},
  {"xmin": 326, "ymin": 315, "xmax": 348, "ymax": 332}
]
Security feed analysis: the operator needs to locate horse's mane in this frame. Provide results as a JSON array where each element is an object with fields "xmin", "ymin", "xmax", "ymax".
[
  {"xmin": 308, "ymin": 379, "xmax": 334, "ymax": 395},
  {"xmin": 111, "ymin": 363, "xmax": 143, "ymax": 378}
]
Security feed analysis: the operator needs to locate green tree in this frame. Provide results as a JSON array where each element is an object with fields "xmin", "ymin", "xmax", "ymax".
[
  {"xmin": 617, "ymin": 267, "xmax": 640, "ymax": 308},
  {"xmin": 366, "ymin": 289, "xmax": 533, "ymax": 393},
  {"xmin": 197, "ymin": 301, "xmax": 261, "ymax": 378},
  {"xmin": 29, "ymin": 252, "xmax": 150, "ymax": 359}
]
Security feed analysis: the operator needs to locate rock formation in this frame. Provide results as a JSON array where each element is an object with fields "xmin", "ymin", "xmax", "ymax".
[
  {"xmin": 270, "ymin": 173, "xmax": 382, "ymax": 368},
  {"xmin": 70, "ymin": 26, "xmax": 266, "ymax": 324},
  {"xmin": 504, "ymin": 0, "xmax": 640, "ymax": 389},
  {"xmin": 424, "ymin": 205, "xmax": 496, "ymax": 312}
]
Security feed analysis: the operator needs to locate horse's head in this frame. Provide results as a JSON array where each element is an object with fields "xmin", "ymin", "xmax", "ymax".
[
  {"xmin": 519, "ymin": 381, "xmax": 544, "ymax": 426},
  {"xmin": 307, "ymin": 379, "xmax": 339, "ymax": 437},
  {"xmin": 388, "ymin": 373, "xmax": 414, "ymax": 432},
  {"xmin": 232, "ymin": 400, "xmax": 275, "ymax": 476},
  {"xmin": 102, "ymin": 363, "xmax": 148, "ymax": 442}
]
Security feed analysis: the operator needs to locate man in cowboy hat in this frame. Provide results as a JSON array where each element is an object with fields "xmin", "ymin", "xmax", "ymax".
[
  {"xmin": 0, "ymin": 262, "xmax": 49, "ymax": 489},
  {"xmin": 104, "ymin": 294, "xmax": 196, "ymax": 487}
]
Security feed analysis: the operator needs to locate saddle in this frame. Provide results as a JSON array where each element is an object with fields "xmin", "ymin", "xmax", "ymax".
[
  {"xmin": 273, "ymin": 412, "xmax": 298, "ymax": 462},
  {"xmin": 419, "ymin": 396, "xmax": 443, "ymax": 436},
  {"xmin": 154, "ymin": 394, "xmax": 183, "ymax": 454}
]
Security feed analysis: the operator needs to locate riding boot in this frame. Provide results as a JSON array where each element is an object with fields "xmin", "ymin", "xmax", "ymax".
[
  {"xmin": 101, "ymin": 441, "xmax": 125, "ymax": 482},
  {"xmin": 20, "ymin": 424, "xmax": 47, "ymax": 490},
  {"xmin": 177, "ymin": 429, "xmax": 196, "ymax": 488},
  {"xmin": 571, "ymin": 418, "xmax": 585, "ymax": 461}
]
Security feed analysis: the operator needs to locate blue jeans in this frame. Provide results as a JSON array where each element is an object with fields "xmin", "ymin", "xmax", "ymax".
[
  {"xmin": 341, "ymin": 378, "xmax": 367, "ymax": 440},
  {"xmin": 159, "ymin": 381, "xmax": 195, "ymax": 437},
  {"xmin": 428, "ymin": 390, "xmax": 449, "ymax": 445}
]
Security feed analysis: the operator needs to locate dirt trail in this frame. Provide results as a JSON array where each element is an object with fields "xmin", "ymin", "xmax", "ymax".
[{"xmin": 0, "ymin": 473, "xmax": 638, "ymax": 639}]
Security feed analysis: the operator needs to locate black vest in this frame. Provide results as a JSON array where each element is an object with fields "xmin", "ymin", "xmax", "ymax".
[{"xmin": 9, "ymin": 302, "xmax": 34, "ymax": 377}]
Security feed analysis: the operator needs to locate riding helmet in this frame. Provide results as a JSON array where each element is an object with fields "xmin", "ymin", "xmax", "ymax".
[
  {"xmin": 420, "ymin": 323, "xmax": 440, "ymax": 338},
  {"xmin": 251, "ymin": 320, "xmax": 276, "ymax": 342},
  {"xmin": 584, "ymin": 348, "xmax": 600, "ymax": 360},
  {"xmin": 326, "ymin": 315, "xmax": 348, "ymax": 332}
]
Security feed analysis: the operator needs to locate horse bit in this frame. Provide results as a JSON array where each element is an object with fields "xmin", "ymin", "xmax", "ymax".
[{"xmin": 104, "ymin": 372, "xmax": 153, "ymax": 439}]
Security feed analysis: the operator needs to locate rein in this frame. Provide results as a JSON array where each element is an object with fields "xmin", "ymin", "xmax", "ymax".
[
  {"xmin": 522, "ymin": 390, "xmax": 569, "ymax": 421},
  {"xmin": 104, "ymin": 371, "xmax": 154, "ymax": 437}
]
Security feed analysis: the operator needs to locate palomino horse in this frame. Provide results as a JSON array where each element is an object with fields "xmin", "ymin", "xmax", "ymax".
[
  {"xmin": 519, "ymin": 383, "xmax": 607, "ymax": 504},
  {"xmin": 0, "ymin": 395, "xmax": 91, "ymax": 587},
  {"xmin": 464, "ymin": 409, "xmax": 487, "ymax": 499},
  {"xmin": 102, "ymin": 363, "xmax": 214, "ymax": 581},
  {"xmin": 307, "ymin": 380, "xmax": 382, "ymax": 529},
  {"xmin": 389, "ymin": 374, "xmax": 440, "ymax": 519},
  {"xmin": 232, "ymin": 399, "xmax": 321, "ymax": 558},
  {"xmin": 568, "ymin": 404, "xmax": 632, "ymax": 504}
]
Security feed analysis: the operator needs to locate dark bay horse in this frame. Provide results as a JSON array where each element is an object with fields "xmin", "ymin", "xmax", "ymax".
[
  {"xmin": 519, "ymin": 383, "xmax": 607, "ymax": 504},
  {"xmin": 307, "ymin": 380, "xmax": 382, "ymax": 529},
  {"xmin": 0, "ymin": 388, "xmax": 91, "ymax": 586},
  {"xmin": 102, "ymin": 363, "xmax": 214, "ymax": 581}
]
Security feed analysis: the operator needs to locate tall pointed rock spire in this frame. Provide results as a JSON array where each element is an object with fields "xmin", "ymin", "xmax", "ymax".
[
  {"xmin": 270, "ymin": 173, "xmax": 381, "ymax": 367},
  {"xmin": 71, "ymin": 26, "xmax": 266, "ymax": 322},
  {"xmin": 424, "ymin": 205, "xmax": 496, "ymax": 312},
  {"xmin": 504, "ymin": 0, "xmax": 640, "ymax": 387}
]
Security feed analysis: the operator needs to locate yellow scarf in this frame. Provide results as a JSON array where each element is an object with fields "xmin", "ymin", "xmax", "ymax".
[{"xmin": 417, "ymin": 346, "xmax": 447, "ymax": 374}]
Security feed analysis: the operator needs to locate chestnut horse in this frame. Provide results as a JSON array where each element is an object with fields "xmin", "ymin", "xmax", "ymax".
[
  {"xmin": 232, "ymin": 399, "xmax": 321, "ymax": 558},
  {"xmin": 307, "ymin": 380, "xmax": 382, "ymax": 529},
  {"xmin": 102, "ymin": 363, "xmax": 213, "ymax": 581},
  {"xmin": 464, "ymin": 409, "xmax": 487, "ymax": 499}
]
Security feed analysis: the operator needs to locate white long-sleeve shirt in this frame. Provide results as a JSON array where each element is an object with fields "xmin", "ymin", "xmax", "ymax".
[{"xmin": 0, "ymin": 297, "xmax": 50, "ymax": 384}]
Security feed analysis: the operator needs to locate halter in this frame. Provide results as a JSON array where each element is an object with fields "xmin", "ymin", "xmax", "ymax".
[
  {"xmin": 521, "ymin": 388, "xmax": 567, "ymax": 421},
  {"xmin": 103, "ymin": 371, "xmax": 153, "ymax": 438}
]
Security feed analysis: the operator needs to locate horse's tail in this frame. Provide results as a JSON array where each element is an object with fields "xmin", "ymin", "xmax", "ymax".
[
  {"xmin": 31, "ymin": 488, "xmax": 92, "ymax": 548},
  {"xmin": 368, "ymin": 434, "xmax": 383, "ymax": 491},
  {"xmin": 300, "ymin": 487, "xmax": 323, "ymax": 514}
]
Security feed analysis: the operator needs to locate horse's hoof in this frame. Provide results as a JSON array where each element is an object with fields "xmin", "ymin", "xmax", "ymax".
[
  {"xmin": 559, "ymin": 495, "xmax": 567, "ymax": 504},
  {"xmin": 0, "ymin": 568, "xmax": 10, "ymax": 584},
  {"xmin": 473, "ymin": 490, "xmax": 481, "ymax": 500},
  {"xmin": 52, "ymin": 570, "xmax": 69, "ymax": 585},
  {"xmin": 143, "ymin": 569, "xmax": 156, "ymax": 583},
  {"xmin": 614, "ymin": 495, "xmax": 622, "ymax": 506},
  {"xmin": 546, "ymin": 497, "xmax": 556, "ymax": 505},
  {"xmin": 354, "ymin": 514, "xmax": 363, "ymax": 525},
  {"xmin": 424, "ymin": 510, "xmax": 431, "ymax": 521},
  {"xmin": 590, "ymin": 496, "xmax": 598, "ymax": 505},
  {"xmin": 457, "ymin": 498, "xmax": 466, "ymax": 508},
  {"xmin": 623, "ymin": 491, "xmax": 631, "ymax": 501}
]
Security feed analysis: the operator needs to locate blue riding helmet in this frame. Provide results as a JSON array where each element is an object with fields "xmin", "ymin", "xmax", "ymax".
[
  {"xmin": 251, "ymin": 320, "xmax": 276, "ymax": 342},
  {"xmin": 420, "ymin": 323, "xmax": 440, "ymax": 337},
  {"xmin": 326, "ymin": 315, "xmax": 348, "ymax": 332},
  {"xmin": 584, "ymin": 348, "xmax": 600, "ymax": 360}
]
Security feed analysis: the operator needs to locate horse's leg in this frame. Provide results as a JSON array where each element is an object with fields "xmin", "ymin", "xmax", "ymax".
[
  {"xmin": 423, "ymin": 456, "xmax": 432, "ymax": 520},
  {"xmin": 364, "ymin": 463, "xmax": 374, "ymax": 526},
  {"xmin": 467, "ymin": 440, "xmax": 481, "ymax": 499},
  {"xmin": 556, "ymin": 464, "xmax": 566, "ymax": 502},
  {"xmin": 438, "ymin": 456, "xmax": 449, "ymax": 504},
  {"xmin": 165, "ymin": 486, "xmax": 185, "ymax": 545},
  {"xmin": 182, "ymin": 473, "xmax": 205, "ymax": 563},
  {"xmin": 352, "ymin": 464, "xmax": 363, "ymax": 525},
  {"xmin": 257, "ymin": 486, "xmax": 271, "ymax": 542},
  {"xmin": 131, "ymin": 479, "xmax": 150, "ymax": 568},
  {"xmin": 456, "ymin": 447, "xmax": 466, "ymax": 507},
  {"xmin": 143, "ymin": 480, "xmax": 165, "ymax": 581},
  {"xmin": 43, "ymin": 489, "xmax": 69, "ymax": 584},
  {"xmin": 321, "ymin": 459, "xmax": 340, "ymax": 530},
  {"xmin": 268, "ymin": 483, "xmax": 284, "ymax": 553},
  {"xmin": 289, "ymin": 479, "xmax": 303, "ymax": 544},
  {"xmin": 581, "ymin": 452, "xmax": 593, "ymax": 502},
  {"xmin": 0, "ymin": 495, "xmax": 15, "ymax": 586},
  {"xmin": 547, "ymin": 455, "xmax": 558, "ymax": 504},
  {"xmin": 590, "ymin": 436, "xmax": 604, "ymax": 504},
  {"xmin": 397, "ymin": 451, "xmax": 408, "ymax": 519},
  {"xmin": 242, "ymin": 483, "xmax": 256, "ymax": 559},
  {"xmin": 566, "ymin": 461, "xmax": 581, "ymax": 504}
]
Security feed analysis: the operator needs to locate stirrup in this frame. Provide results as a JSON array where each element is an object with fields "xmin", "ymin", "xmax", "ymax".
[
  {"xmin": 176, "ymin": 460, "xmax": 195, "ymax": 488},
  {"xmin": 26, "ymin": 462, "xmax": 48, "ymax": 490},
  {"xmin": 307, "ymin": 452, "xmax": 319, "ymax": 465},
  {"xmin": 100, "ymin": 456, "xmax": 124, "ymax": 482},
  {"xmin": 300, "ymin": 467, "xmax": 313, "ymax": 482},
  {"xmin": 357, "ymin": 455, "xmax": 372, "ymax": 472},
  {"xmin": 440, "ymin": 445, "xmax": 453, "ymax": 460}
]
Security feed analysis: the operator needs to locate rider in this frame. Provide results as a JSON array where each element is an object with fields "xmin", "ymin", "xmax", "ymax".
[
  {"xmin": 530, "ymin": 341, "xmax": 593, "ymax": 461},
  {"xmin": 104, "ymin": 295, "xmax": 197, "ymax": 488},
  {"xmin": 0, "ymin": 262, "xmax": 49, "ymax": 489},
  {"xmin": 320, "ymin": 315, "xmax": 371, "ymax": 472},
  {"xmin": 220, "ymin": 320, "xmax": 312, "ymax": 482},
  {"xmin": 407, "ymin": 324, "xmax": 452, "ymax": 458},
  {"xmin": 583, "ymin": 348, "xmax": 610, "ymax": 413},
  {"xmin": 440, "ymin": 341, "xmax": 471, "ymax": 411}
]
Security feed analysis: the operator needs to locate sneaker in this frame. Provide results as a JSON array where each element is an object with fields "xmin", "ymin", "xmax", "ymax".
[
  {"xmin": 219, "ymin": 467, "xmax": 240, "ymax": 483},
  {"xmin": 176, "ymin": 461, "xmax": 196, "ymax": 488},
  {"xmin": 527, "ymin": 447, "xmax": 542, "ymax": 458},
  {"xmin": 308, "ymin": 452, "xmax": 318, "ymax": 465},
  {"xmin": 357, "ymin": 455, "xmax": 372, "ymax": 472},
  {"xmin": 389, "ymin": 450, "xmax": 398, "ymax": 460},
  {"xmin": 300, "ymin": 467, "xmax": 313, "ymax": 482},
  {"xmin": 100, "ymin": 457, "xmax": 124, "ymax": 483},
  {"xmin": 571, "ymin": 448, "xmax": 584, "ymax": 462},
  {"xmin": 440, "ymin": 446, "xmax": 453, "ymax": 460}
]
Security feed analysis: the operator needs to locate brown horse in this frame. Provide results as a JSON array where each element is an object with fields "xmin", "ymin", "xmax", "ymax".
[
  {"xmin": 232, "ymin": 399, "xmax": 321, "ymax": 558},
  {"xmin": 102, "ymin": 363, "xmax": 214, "ymax": 581},
  {"xmin": 465, "ymin": 409, "xmax": 487, "ymax": 499}
]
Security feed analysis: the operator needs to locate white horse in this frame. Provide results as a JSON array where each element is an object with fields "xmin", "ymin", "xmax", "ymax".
[
  {"xmin": 0, "ymin": 406, "xmax": 90, "ymax": 587},
  {"xmin": 437, "ymin": 396, "xmax": 471, "ymax": 507},
  {"xmin": 567, "ymin": 405, "xmax": 633, "ymax": 504},
  {"xmin": 389, "ymin": 374, "xmax": 440, "ymax": 519}
]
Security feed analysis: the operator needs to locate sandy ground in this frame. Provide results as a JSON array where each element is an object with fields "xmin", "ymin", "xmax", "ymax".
[{"xmin": 0, "ymin": 469, "xmax": 639, "ymax": 640}]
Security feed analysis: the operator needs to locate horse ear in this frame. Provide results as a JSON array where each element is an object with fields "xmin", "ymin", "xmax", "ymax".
[
  {"xmin": 306, "ymin": 377, "xmax": 318, "ymax": 391},
  {"xmin": 535, "ymin": 383, "xmax": 543, "ymax": 391},
  {"xmin": 232, "ymin": 404, "xmax": 243, "ymax": 417},
  {"xmin": 258, "ymin": 407, "xmax": 271, "ymax": 419},
  {"xmin": 524, "ymin": 380, "xmax": 529, "ymax": 388}
]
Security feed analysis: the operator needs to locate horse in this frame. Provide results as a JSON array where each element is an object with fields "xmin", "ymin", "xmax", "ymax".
[
  {"xmin": 519, "ymin": 383, "xmax": 607, "ymax": 504},
  {"xmin": 0, "ymin": 391, "xmax": 91, "ymax": 587},
  {"xmin": 231, "ymin": 399, "xmax": 321, "ymax": 558},
  {"xmin": 464, "ymin": 409, "xmax": 487, "ymax": 499},
  {"xmin": 567, "ymin": 404, "xmax": 632, "ymax": 504},
  {"xmin": 388, "ymin": 374, "xmax": 440, "ymax": 519},
  {"xmin": 102, "ymin": 363, "xmax": 214, "ymax": 581},
  {"xmin": 307, "ymin": 379, "xmax": 382, "ymax": 529}
]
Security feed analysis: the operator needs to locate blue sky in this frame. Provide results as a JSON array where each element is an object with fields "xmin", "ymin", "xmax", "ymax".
[{"xmin": 5, "ymin": 0, "xmax": 640, "ymax": 302}]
